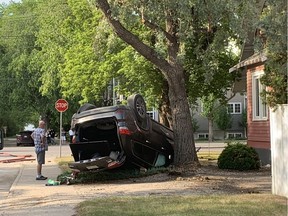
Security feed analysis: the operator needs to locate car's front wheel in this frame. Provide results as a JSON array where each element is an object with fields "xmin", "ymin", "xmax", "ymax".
[
  {"xmin": 127, "ymin": 94, "xmax": 149, "ymax": 130},
  {"xmin": 127, "ymin": 94, "xmax": 147, "ymax": 122}
]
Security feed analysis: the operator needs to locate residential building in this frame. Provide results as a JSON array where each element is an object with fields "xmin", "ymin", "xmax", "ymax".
[
  {"xmin": 229, "ymin": 0, "xmax": 270, "ymax": 165},
  {"xmin": 230, "ymin": 53, "xmax": 270, "ymax": 165},
  {"xmin": 193, "ymin": 92, "xmax": 246, "ymax": 140}
]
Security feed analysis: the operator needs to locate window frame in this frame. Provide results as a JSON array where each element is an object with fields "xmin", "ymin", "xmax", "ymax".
[
  {"xmin": 226, "ymin": 133, "xmax": 243, "ymax": 139},
  {"xmin": 252, "ymin": 71, "xmax": 268, "ymax": 121},
  {"xmin": 227, "ymin": 102, "xmax": 242, "ymax": 114},
  {"xmin": 198, "ymin": 133, "xmax": 209, "ymax": 139}
]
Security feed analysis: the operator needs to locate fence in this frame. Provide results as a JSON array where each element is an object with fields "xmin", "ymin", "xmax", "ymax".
[{"xmin": 270, "ymin": 104, "xmax": 288, "ymax": 198}]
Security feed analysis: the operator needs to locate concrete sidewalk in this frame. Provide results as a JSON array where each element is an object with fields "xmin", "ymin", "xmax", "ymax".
[{"xmin": 0, "ymin": 146, "xmax": 84, "ymax": 216}]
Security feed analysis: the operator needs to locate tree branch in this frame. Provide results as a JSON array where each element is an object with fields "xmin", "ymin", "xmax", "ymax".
[
  {"xmin": 140, "ymin": 14, "xmax": 174, "ymax": 43},
  {"xmin": 96, "ymin": 0, "xmax": 173, "ymax": 77}
]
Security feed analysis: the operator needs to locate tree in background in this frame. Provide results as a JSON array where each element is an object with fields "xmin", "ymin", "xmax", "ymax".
[
  {"xmin": 214, "ymin": 105, "xmax": 233, "ymax": 140},
  {"xmin": 199, "ymin": 90, "xmax": 236, "ymax": 142},
  {"xmin": 0, "ymin": 1, "xmax": 78, "ymax": 132},
  {"xmin": 239, "ymin": 108, "xmax": 247, "ymax": 138},
  {"xmin": 0, "ymin": 1, "xmax": 44, "ymax": 134},
  {"xmin": 199, "ymin": 94, "xmax": 219, "ymax": 142}
]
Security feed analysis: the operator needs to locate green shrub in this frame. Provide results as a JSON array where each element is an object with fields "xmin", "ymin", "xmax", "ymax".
[{"xmin": 217, "ymin": 142, "xmax": 260, "ymax": 171}]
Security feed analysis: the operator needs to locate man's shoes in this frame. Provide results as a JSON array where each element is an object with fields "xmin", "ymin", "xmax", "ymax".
[{"xmin": 36, "ymin": 176, "xmax": 48, "ymax": 180}]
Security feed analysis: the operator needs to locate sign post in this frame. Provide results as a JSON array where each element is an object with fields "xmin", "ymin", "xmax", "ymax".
[{"xmin": 55, "ymin": 99, "xmax": 68, "ymax": 157}]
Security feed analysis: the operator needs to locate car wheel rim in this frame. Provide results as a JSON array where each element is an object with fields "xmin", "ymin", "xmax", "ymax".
[{"xmin": 136, "ymin": 98, "xmax": 146, "ymax": 118}]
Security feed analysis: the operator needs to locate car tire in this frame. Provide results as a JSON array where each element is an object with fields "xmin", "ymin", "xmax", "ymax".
[{"xmin": 127, "ymin": 94, "xmax": 147, "ymax": 122}]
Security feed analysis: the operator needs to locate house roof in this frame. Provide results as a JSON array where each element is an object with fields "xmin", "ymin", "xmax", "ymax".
[
  {"xmin": 229, "ymin": 52, "xmax": 267, "ymax": 73},
  {"xmin": 229, "ymin": 0, "xmax": 266, "ymax": 93},
  {"xmin": 230, "ymin": 52, "xmax": 267, "ymax": 93}
]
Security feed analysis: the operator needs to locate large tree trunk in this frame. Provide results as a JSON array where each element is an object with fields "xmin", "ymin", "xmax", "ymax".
[
  {"xmin": 158, "ymin": 80, "xmax": 172, "ymax": 128},
  {"xmin": 96, "ymin": 0, "xmax": 199, "ymax": 166},
  {"xmin": 166, "ymin": 66, "xmax": 198, "ymax": 165}
]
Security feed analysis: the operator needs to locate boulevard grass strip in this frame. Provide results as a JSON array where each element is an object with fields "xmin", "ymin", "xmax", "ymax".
[
  {"xmin": 197, "ymin": 151, "xmax": 221, "ymax": 160},
  {"xmin": 55, "ymin": 156, "xmax": 169, "ymax": 183},
  {"xmin": 75, "ymin": 194, "xmax": 287, "ymax": 216},
  {"xmin": 55, "ymin": 156, "xmax": 74, "ymax": 172}
]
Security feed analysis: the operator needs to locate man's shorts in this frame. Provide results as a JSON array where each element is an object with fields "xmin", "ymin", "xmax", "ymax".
[{"xmin": 36, "ymin": 150, "xmax": 45, "ymax": 165}]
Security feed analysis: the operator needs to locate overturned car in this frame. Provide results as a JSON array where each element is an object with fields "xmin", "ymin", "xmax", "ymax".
[{"xmin": 68, "ymin": 94, "xmax": 174, "ymax": 172}]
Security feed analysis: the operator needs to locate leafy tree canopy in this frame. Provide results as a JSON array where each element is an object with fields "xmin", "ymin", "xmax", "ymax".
[{"xmin": 256, "ymin": 0, "xmax": 287, "ymax": 107}]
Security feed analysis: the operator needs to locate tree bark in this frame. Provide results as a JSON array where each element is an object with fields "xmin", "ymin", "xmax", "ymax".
[
  {"xmin": 166, "ymin": 65, "xmax": 198, "ymax": 164},
  {"xmin": 158, "ymin": 80, "xmax": 172, "ymax": 128}
]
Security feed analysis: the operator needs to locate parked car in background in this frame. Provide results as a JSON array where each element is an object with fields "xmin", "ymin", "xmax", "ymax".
[
  {"xmin": 16, "ymin": 131, "xmax": 34, "ymax": 146},
  {"xmin": 68, "ymin": 94, "xmax": 174, "ymax": 173}
]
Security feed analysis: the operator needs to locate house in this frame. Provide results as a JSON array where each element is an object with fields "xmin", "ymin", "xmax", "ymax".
[
  {"xmin": 193, "ymin": 92, "xmax": 246, "ymax": 140},
  {"xmin": 228, "ymin": 0, "xmax": 271, "ymax": 165},
  {"xmin": 230, "ymin": 0, "xmax": 288, "ymax": 198}
]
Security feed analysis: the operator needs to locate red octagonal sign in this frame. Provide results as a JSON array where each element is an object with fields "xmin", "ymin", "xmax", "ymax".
[{"xmin": 55, "ymin": 99, "xmax": 68, "ymax": 112}]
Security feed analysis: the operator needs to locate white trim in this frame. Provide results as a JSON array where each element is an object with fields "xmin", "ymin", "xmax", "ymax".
[
  {"xmin": 252, "ymin": 71, "xmax": 268, "ymax": 121},
  {"xmin": 198, "ymin": 133, "xmax": 209, "ymax": 139},
  {"xmin": 227, "ymin": 102, "xmax": 242, "ymax": 114},
  {"xmin": 147, "ymin": 109, "xmax": 159, "ymax": 121},
  {"xmin": 227, "ymin": 132, "xmax": 243, "ymax": 139}
]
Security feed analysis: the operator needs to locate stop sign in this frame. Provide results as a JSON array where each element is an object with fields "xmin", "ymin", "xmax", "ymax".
[{"xmin": 55, "ymin": 99, "xmax": 68, "ymax": 112}]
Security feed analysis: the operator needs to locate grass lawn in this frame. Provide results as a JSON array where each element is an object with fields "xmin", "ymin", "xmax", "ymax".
[
  {"xmin": 197, "ymin": 151, "xmax": 220, "ymax": 160},
  {"xmin": 75, "ymin": 194, "xmax": 287, "ymax": 216}
]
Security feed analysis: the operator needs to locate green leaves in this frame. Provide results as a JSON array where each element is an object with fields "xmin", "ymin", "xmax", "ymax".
[
  {"xmin": 218, "ymin": 142, "xmax": 260, "ymax": 171},
  {"xmin": 256, "ymin": 0, "xmax": 287, "ymax": 107},
  {"xmin": 214, "ymin": 105, "xmax": 233, "ymax": 132},
  {"xmin": 1, "ymin": 0, "xmax": 282, "ymax": 135}
]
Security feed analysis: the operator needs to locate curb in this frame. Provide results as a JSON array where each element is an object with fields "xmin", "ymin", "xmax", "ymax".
[{"xmin": 8, "ymin": 164, "xmax": 24, "ymax": 198}]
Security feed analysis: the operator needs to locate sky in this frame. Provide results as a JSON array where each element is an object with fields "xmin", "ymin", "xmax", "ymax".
[{"xmin": 0, "ymin": 0, "xmax": 21, "ymax": 4}]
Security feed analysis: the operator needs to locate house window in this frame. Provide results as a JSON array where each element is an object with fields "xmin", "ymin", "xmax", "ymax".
[
  {"xmin": 227, "ymin": 133, "xmax": 242, "ymax": 139},
  {"xmin": 198, "ymin": 133, "xmax": 209, "ymax": 139},
  {"xmin": 252, "ymin": 72, "xmax": 267, "ymax": 120},
  {"xmin": 227, "ymin": 103, "xmax": 242, "ymax": 114}
]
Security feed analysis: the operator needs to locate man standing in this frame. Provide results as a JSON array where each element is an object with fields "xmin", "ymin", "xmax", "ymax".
[{"xmin": 31, "ymin": 120, "xmax": 47, "ymax": 180}]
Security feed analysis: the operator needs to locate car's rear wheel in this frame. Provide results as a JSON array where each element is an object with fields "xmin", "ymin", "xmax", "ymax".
[{"xmin": 127, "ymin": 94, "xmax": 147, "ymax": 121}]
